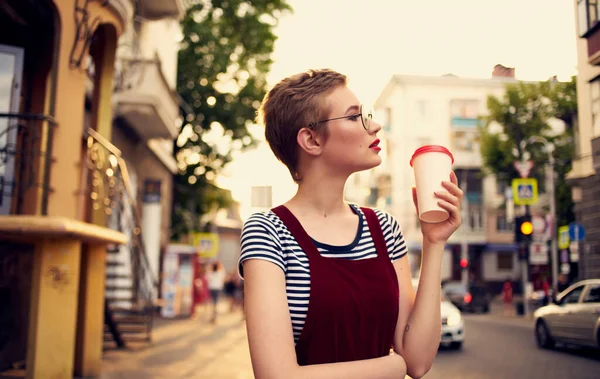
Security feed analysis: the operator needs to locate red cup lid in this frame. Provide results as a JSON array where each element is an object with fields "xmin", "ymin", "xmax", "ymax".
[{"xmin": 410, "ymin": 145, "xmax": 454, "ymax": 167}]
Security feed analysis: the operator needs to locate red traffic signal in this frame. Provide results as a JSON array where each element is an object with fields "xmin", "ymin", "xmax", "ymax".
[{"xmin": 460, "ymin": 258, "xmax": 469, "ymax": 268}]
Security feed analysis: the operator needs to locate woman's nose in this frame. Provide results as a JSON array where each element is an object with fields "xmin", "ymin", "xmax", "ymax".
[{"xmin": 369, "ymin": 120, "xmax": 382, "ymax": 134}]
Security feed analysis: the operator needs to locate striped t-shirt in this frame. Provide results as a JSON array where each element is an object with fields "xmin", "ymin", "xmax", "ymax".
[{"xmin": 238, "ymin": 204, "xmax": 408, "ymax": 343}]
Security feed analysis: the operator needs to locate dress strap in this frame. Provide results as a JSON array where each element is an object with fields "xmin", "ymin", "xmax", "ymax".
[
  {"xmin": 360, "ymin": 207, "xmax": 389, "ymax": 259},
  {"xmin": 271, "ymin": 205, "xmax": 321, "ymax": 259}
]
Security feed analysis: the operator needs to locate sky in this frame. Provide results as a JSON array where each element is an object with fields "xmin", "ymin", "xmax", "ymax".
[
  {"xmin": 218, "ymin": 0, "xmax": 580, "ymax": 219},
  {"xmin": 267, "ymin": 0, "xmax": 578, "ymax": 105}
]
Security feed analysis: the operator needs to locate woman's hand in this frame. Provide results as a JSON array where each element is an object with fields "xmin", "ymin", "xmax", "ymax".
[{"xmin": 413, "ymin": 171, "xmax": 463, "ymax": 246}]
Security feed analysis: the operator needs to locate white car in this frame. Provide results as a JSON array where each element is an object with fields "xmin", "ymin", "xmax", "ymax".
[
  {"xmin": 412, "ymin": 278, "xmax": 465, "ymax": 349},
  {"xmin": 533, "ymin": 279, "xmax": 600, "ymax": 350}
]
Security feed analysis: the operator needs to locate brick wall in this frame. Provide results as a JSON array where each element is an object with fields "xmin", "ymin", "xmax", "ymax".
[{"xmin": 574, "ymin": 137, "xmax": 600, "ymax": 279}]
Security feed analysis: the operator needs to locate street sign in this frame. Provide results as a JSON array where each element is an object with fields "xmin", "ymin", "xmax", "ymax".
[
  {"xmin": 560, "ymin": 249, "xmax": 569, "ymax": 263},
  {"xmin": 529, "ymin": 241, "xmax": 549, "ymax": 265},
  {"xmin": 512, "ymin": 178, "xmax": 538, "ymax": 205},
  {"xmin": 558, "ymin": 225, "xmax": 570, "ymax": 249},
  {"xmin": 532, "ymin": 215, "xmax": 546, "ymax": 234},
  {"xmin": 568, "ymin": 223, "xmax": 586, "ymax": 242},
  {"xmin": 192, "ymin": 232, "xmax": 220, "ymax": 258},
  {"xmin": 513, "ymin": 160, "xmax": 534, "ymax": 178},
  {"xmin": 570, "ymin": 242, "xmax": 580, "ymax": 262}
]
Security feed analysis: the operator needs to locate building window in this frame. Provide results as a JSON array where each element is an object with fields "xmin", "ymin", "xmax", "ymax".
[
  {"xmin": 591, "ymin": 77, "xmax": 600, "ymax": 137},
  {"xmin": 496, "ymin": 179, "xmax": 509, "ymax": 195},
  {"xmin": 384, "ymin": 107, "xmax": 392, "ymax": 133},
  {"xmin": 367, "ymin": 187, "xmax": 379, "ymax": 206},
  {"xmin": 451, "ymin": 130, "xmax": 480, "ymax": 152},
  {"xmin": 450, "ymin": 99, "xmax": 479, "ymax": 128},
  {"xmin": 578, "ymin": 0, "xmax": 600, "ymax": 37},
  {"xmin": 497, "ymin": 252, "xmax": 513, "ymax": 271},
  {"xmin": 496, "ymin": 214, "xmax": 514, "ymax": 232},
  {"xmin": 467, "ymin": 205, "xmax": 483, "ymax": 231}
]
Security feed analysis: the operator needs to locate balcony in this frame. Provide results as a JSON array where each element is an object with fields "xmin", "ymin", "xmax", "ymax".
[
  {"xmin": 105, "ymin": 0, "xmax": 134, "ymax": 28},
  {"xmin": 587, "ymin": 26, "xmax": 600, "ymax": 65},
  {"xmin": 113, "ymin": 58, "xmax": 180, "ymax": 140},
  {"xmin": 137, "ymin": 0, "xmax": 186, "ymax": 20}
]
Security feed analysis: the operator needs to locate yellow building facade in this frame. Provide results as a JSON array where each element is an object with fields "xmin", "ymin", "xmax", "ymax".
[{"xmin": 0, "ymin": 0, "xmax": 178, "ymax": 377}]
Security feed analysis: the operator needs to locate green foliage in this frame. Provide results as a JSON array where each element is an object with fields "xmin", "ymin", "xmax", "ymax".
[
  {"xmin": 479, "ymin": 77, "xmax": 577, "ymax": 226},
  {"xmin": 172, "ymin": 0, "xmax": 292, "ymax": 238}
]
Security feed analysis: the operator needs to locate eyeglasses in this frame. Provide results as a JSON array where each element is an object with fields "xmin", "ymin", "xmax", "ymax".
[{"xmin": 308, "ymin": 104, "xmax": 374, "ymax": 131}]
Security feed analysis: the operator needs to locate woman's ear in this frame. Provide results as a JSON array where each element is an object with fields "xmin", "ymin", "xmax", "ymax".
[{"xmin": 297, "ymin": 127, "xmax": 323, "ymax": 156}]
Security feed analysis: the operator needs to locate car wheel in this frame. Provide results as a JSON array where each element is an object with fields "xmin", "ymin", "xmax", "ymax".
[
  {"xmin": 483, "ymin": 304, "xmax": 490, "ymax": 313},
  {"xmin": 450, "ymin": 341, "xmax": 463, "ymax": 350},
  {"xmin": 535, "ymin": 320, "xmax": 555, "ymax": 349}
]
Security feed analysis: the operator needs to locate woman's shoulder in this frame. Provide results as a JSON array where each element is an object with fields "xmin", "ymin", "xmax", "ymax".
[
  {"xmin": 350, "ymin": 203, "xmax": 400, "ymax": 229},
  {"xmin": 242, "ymin": 210, "xmax": 282, "ymax": 233}
]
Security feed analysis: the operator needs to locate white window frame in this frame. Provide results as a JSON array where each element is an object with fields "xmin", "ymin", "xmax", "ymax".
[
  {"xmin": 578, "ymin": 0, "xmax": 600, "ymax": 37},
  {"xmin": 0, "ymin": 45, "xmax": 24, "ymax": 215}
]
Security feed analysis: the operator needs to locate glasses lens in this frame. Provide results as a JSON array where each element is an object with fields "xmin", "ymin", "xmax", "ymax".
[{"xmin": 362, "ymin": 105, "xmax": 373, "ymax": 130}]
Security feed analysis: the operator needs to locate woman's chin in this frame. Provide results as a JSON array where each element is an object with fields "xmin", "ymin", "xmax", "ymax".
[{"xmin": 355, "ymin": 157, "xmax": 382, "ymax": 172}]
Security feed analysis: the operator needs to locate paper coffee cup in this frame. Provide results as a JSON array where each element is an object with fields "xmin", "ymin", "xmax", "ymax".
[{"xmin": 410, "ymin": 145, "xmax": 454, "ymax": 223}]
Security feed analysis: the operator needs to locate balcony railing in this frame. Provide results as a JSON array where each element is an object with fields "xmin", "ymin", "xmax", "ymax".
[
  {"xmin": 84, "ymin": 128, "xmax": 158, "ymax": 346},
  {"xmin": 84, "ymin": 127, "xmax": 158, "ymax": 306},
  {"xmin": 0, "ymin": 113, "xmax": 56, "ymax": 215}
]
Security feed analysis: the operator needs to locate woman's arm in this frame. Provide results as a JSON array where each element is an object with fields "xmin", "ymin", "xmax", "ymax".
[
  {"xmin": 392, "ymin": 242, "xmax": 444, "ymax": 379},
  {"xmin": 392, "ymin": 172, "xmax": 463, "ymax": 378},
  {"xmin": 244, "ymin": 259, "xmax": 407, "ymax": 379}
]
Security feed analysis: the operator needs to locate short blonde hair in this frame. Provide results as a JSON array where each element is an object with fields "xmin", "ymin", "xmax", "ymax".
[{"xmin": 258, "ymin": 69, "xmax": 347, "ymax": 181}]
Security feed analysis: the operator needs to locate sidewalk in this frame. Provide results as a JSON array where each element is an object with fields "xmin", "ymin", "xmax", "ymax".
[
  {"xmin": 471, "ymin": 296, "xmax": 536, "ymax": 329},
  {"xmin": 100, "ymin": 303, "xmax": 252, "ymax": 379},
  {"xmin": 98, "ymin": 298, "xmax": 537, "ymax": 379}
]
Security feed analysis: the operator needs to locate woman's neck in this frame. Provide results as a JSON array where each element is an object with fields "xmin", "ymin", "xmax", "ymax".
[{"xmin": 286, "ymin": 171, "xmax": 351, "ymax": 218}]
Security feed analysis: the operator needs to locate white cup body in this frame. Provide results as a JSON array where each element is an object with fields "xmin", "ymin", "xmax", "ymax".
[{"xmin": 412, "ymin": 151, "xmax": 453, "ymax": 223}]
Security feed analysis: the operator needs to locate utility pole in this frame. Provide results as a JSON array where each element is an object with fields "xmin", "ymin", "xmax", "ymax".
[
  {"xmin": 460, "ymin": 170, "xmax": 469, "ymax": 287},
  {"xmin": 521, "ymin": 206, "xmax": 530, "ymax": 317},
  {"xmin": 527, "ymin": 136, "xmax": 558, "ymax": 291},
  {"xmin": 547, "ymin": 151, "xmax": 558, "ymax": 291}
]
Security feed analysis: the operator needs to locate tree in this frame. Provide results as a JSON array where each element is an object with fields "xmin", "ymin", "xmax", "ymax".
[
  {"xmin": 173, "ymin": 0, "xmax": 292, "ymax": 239},
  {"xmin": 479, "ymin": 77, "xmax": 577, "ymax": 227}
]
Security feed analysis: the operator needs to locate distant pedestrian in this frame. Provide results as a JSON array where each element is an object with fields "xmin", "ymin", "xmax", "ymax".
[
  {"xmin": 207, "ymin": 261, "xmax": 226, "ymax": 323},
  {"xmin": 557, "ymin": 273, "xmax": 570, "ymax": 294},
  {"xmin": 541, "ymin": 276, "xmax": 550, "ymax": 306},
  {"xmin": 502, "ymin": 279, "xmax": 513, "ymax": 316},
  {"xmin": 193, "ymin": 265, "xmax": 210, "ymax": 319}
]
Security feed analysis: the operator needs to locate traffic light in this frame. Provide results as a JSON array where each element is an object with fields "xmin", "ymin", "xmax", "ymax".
[{"xmin": 514, "ymin": 215, "xmax": 533, "ymax": 244}]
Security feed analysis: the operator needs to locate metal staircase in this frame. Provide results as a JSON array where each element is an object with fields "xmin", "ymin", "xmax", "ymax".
[{"xmin": 84, "ymin": 128, "xmax": 158, "ymax": 350}]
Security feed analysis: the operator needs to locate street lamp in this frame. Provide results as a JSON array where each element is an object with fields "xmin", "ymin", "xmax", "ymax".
[{"xmin": 526, "ymin": 136, "xmax": 558, "ymax": 292}]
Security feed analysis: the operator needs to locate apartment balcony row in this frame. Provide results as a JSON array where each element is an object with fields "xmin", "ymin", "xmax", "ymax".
[
  {"xmin": 104, "ymin": 0, "xmax": 185, "ymax": 32},
  {"xmin": 137, "ymin": 0, "xmax": 186, "ymax": 20},
  {"xmin": 113, "ymin": 57, "xmax": 180, "ymax": 140}
]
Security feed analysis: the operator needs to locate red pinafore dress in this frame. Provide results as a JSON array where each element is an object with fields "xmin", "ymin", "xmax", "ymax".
[{"xmin": 271, "ymin": 205, "xmax": 400, "ymax": 365}]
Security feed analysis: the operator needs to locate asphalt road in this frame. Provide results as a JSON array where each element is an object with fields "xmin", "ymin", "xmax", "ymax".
[{"xmin": 423, "ymin": 314, "xmax": 600, "ymax": 379}]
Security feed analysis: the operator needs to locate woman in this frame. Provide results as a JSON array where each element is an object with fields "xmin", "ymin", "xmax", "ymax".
[
  {"xmin": 207, "ymin": 261, "xmax": 226, "ymax": 323},
  {"xmin": 502, "ymin": 278, "xmax": 513, "ymax": 316},
  {"xmin": 239, "ymin": 69, "xmax": 463, "ymax": 378}
]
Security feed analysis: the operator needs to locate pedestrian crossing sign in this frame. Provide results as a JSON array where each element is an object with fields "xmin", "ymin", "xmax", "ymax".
[
  {"xmin": 192, "ymin": 232, "xmax": 219, "ymax": 258},
  {"xmin": 511, "ymin": 178, "xmax": 538, "ymax": 206}
]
